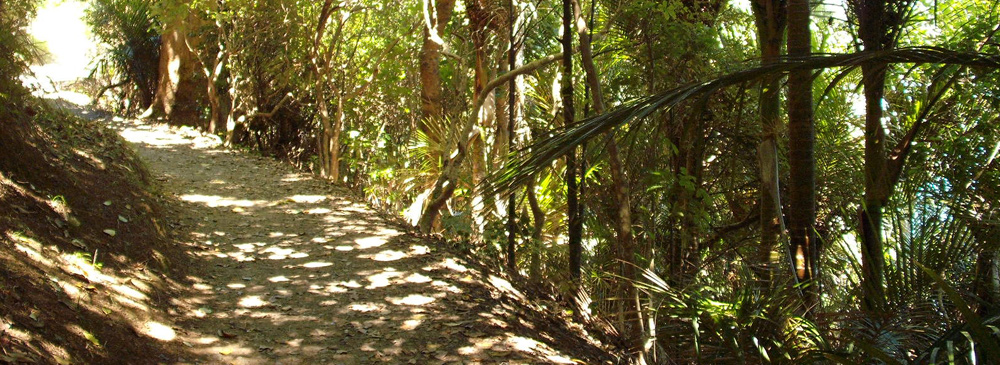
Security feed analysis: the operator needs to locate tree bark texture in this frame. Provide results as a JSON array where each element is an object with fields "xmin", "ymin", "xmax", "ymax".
[
  {"xmin": 786, "ymin": 0, "xmax": 819, "ymax": 314},
  {"xmin": 418, "ymin": 0, "xmax": 456, "ymax": 137},
  {"xmin": 506, "ymin": 0, "xmax": 518, "ymax": 273},
  {"xmin": 146, "ymin": 9, "xmax": 204, "ymax": 126},
  {"xmin": 571, "ymin": 0, "xmax": 640, "ymax": 349},
  {"xmin": 751, "ymin": 0, "xmax": 786, "ymax": 288},
  {"xmin": 563, "ymin": 0, "xmax": 582, "ymax": 283}
]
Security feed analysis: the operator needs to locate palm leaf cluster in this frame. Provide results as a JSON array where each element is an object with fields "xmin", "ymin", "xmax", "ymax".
[
  {"xmin": 86, "ymin": 0, "xmax": 160, "ymax": 112},
  {"xmin": 483, "ymin": 46, "xmax": 1000, "ymax": 198}
]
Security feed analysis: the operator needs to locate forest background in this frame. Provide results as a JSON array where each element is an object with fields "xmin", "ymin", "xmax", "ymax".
[{"xmin": 6, "ymin": 0, "xmax": 1000, "ymax": 362}]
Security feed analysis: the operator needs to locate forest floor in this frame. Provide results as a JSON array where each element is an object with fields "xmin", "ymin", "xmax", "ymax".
[{"xmin": 113, "ymin": 116, "xmax": 615, "ymax": 364}]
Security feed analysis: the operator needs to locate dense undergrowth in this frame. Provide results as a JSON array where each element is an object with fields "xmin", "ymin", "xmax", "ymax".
[{"xmin": 36, "ymin": 0, "xmax": 1000, "ymax": 362}]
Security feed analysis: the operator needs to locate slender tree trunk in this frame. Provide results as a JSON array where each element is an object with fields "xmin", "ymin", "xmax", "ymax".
[
  {"xmin": 205, "ymin": 50, "xmax": 227, "ymax": 135},
  {"xmin": 751, "ymin": 0, "xmax": 786, "ymax": 287},
  {"xmin": 506, "ymin": 0, "xmax": 518, "ymax": 273},
  {"xmin": 225, "ymin": 74, "xmax": 242, "ymax": 146},
  {"xmin": 856, "ymin": 0, "xmax": 891, "ymax": 310},
  {"xmin": 859, "ymin": 61, "xmax": 889, "ymax": 313},
  {"xmin": 467, "ymin": 0, "xmax": 496, "ymax": 235},
  {"xmin": 563, "ymin": 0, "xmax": 581, "ymax": 282},
  {"xmin": 415, "ymin": 0, "xmax": 457, "ymax": 232},
  {"xmin": 570, "ymin": 0, "xmax": 639, "ymax": 349},
  {"xmin": 316, "ymin": 81, "xmax": 335, "ymax": 177},
  {"xmin": 786, "ymin": 0, "xmax": 819, "ymax": 314},
  {"xmin": 207, "ymin": 82, "xmax": 221, "ymax": 134},
  {"xmin": 332, "ymin": 92, "xmax": 344, "ymax": 180},
  {"xmin": 527, "ymin": 174, "xmax": 545, "ymax": 280}
]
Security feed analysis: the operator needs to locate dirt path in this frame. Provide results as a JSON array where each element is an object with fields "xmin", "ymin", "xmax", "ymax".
[{"xmin": 111, "ymin": 119, "xmax": 611, "ymax": 364}]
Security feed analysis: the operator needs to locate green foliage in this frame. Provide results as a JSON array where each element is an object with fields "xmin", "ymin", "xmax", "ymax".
[
  {"xmin": 80, "ymin": 0, "xmax": 1000, "ymax": 362},
  {"xmin": 86, "ymin": 0, "xmax": 160, "ymax": 113},
  {"xmin": 0, "ymin": 0, "xmax": 40, "ymax": 106},
  {"xmin": 637, "ymin": 265, "xmax": 819, "ymax": 362}
]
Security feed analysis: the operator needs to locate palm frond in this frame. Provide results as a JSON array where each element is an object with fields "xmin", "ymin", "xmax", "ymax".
[{"xmin": 481, "ymin": 46, "xmax": 1000, "ymax": 198}]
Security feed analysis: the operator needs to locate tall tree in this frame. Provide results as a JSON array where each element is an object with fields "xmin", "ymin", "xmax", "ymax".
[
  {"xmin": 750, "ymin": 0, "xmax": 786, "ymax": 287},
  {"xmin": 309, "ymin": 0, "xmax": 344, "ymax": 180},
  {"xmin": 505, "ymin": 0, "xmax": 518, "ymax": 272},
  {"xmin": 563, "ymin": 0, "xmax": 581, "ymax": 282},
  {"xmin": 571, "ymin": 0, "xmax": 640, "ymax": 348},
  {"xmin": 786, "ymin": 0, "xmax": 818, "ymax": 313},
  {"xmin": 848, "ymin": 0, "xmax": 916, "ymax": 313}
]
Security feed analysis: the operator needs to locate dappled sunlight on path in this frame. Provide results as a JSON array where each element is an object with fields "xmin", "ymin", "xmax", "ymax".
[{"xmin": 113, "ymin": 119, "xmax": 607, "ymax": 364}]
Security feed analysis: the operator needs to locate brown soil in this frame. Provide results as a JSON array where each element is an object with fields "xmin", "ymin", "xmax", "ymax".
[
  {"xmin": 115, "ymin": 118, "xmax": 617, "ymax": 364},
  {"xmin": 1, "ymin": 96, "xmax": 616, "ymax": 364},
  {"xmin": 0, "ymin": 99, "xmax": 189, "ymax": 364}
]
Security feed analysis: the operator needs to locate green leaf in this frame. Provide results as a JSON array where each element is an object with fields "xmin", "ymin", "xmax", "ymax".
[
  {"xmin": 83, "ymin": 330, "xmax": 100, "ymax": 346},
  {"xmin": 919, "ymin": 263, "xmax": 1000, "ymax": 362}
]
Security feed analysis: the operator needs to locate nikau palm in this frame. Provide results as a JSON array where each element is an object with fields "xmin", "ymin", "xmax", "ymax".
[{"xmin": 482, "ymin": 47, "xmax": 1000, "ymax": 197}]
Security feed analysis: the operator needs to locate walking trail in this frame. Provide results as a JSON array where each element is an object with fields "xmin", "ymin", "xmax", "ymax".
[{"xmin": 113, "ymin": 117, "xmax": 611, "ymax": 364}]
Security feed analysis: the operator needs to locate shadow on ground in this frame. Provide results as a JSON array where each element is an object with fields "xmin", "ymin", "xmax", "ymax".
[{"xmin": 113, "ymin": 119, "xmax": 614, "ymax": 364}]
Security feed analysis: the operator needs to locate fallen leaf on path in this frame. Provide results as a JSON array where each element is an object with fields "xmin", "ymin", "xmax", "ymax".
[
  {"xmin": 71, "ymin": 239, "xmax": 87, "ymax": 249},
  {"xmin": 103, "ymin": 229, "xmax": 116, "ymax": 236},
  {"xmin": 218, "ymin": 329, "xmax": 238, "ymax": 339},
  {"xmin": 83, "ymin": 330, "xmax": 100, "ymax": 346}
]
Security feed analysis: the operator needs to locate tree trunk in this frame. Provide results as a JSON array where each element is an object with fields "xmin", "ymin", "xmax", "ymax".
[
  {"xmin": 332, "ymin": 93, "xmax": 344, "ymax": 180},
  {"xmin": 975, "ymin": 246, "xmax": 1000, "ymax": 316},
  {"xmin": 505, "ymin": 0, "xmax": 518, "ymax": 273},
  {"xmin": 205, "ymin": 49, "xmax": 228, "ymax": 135},
  {"xmin": 145, "ymin": 10, "xmax": 204, "ymax": 126},
  {"xmin": 751, "ymin": 0, "xmax": 786, "ymax": 288},
  {"xmin": 571, "ymin": 0, "xmax": 640, "ymax": 349},
  {"xmin": 467, "ymin": 0, "xmax": 495, "ymax": 235},
  {"xmin": 563, "ymin": 0, "xmax": 582, "ymax": 283},
  {"xmin": 418, "ymin": 0, "xmax": 456, "ymax": 137},
  {"xmin": 527, "ymin": 175, "xmax": 546, "ymax": 278},
  {"xmin": 415, "ymin": 0, "xmax": 458, "ymax": 232},
  {"xmin": 858, "ymin": 20, "xmax": 890, "ymax": 315},
  {"xmin": 418, "ymin": 52, "xmax": 565, "ymax": 233},
  {"xmin": 786, "ymin": 0, "xmax": 818, "ymax": 314},
  {"xmin": 316, "ymin": 82, "xmax": 335, "ymax": 177}
]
